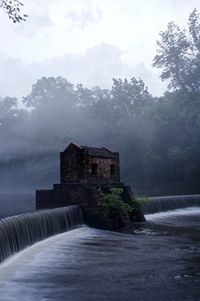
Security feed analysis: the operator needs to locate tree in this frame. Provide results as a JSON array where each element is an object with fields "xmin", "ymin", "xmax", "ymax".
[
  {"xmin": 189, "ymin": 8, "xmax": 200, "ymax": 52},
  {"xmin": 111, "ymin": 77, "xmax": 153, "ymax": 120},
  {"xmin": 22, "ymin": 76, "xmax": 81, "ymax": 152},
  {"xmin": 0, "ymin": 96, "xmax": 17, "ymax": 127},
  {"xmin": 23, "ymin": 77, "xmax": 76, "ymax": 109},
  {"xmin": 0, "ymin": 0, "xmax": 27, "ymax": 23},
  {"xmin": 153, "ymin": 9, "xmax": 200, "ymax": 94}
]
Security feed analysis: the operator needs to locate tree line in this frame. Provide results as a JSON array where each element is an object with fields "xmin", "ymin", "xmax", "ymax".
[{"xmin": 1, "ymin": 9, "xmax": 200, "ymax": 195}]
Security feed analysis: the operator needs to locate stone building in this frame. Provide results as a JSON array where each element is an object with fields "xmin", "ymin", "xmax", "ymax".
[
  {"xmin": 36, "ymin": 142, "xmax": 145, "ymax": 229},
  {"xmin": 36, "ymin": 143, "xmax": 122, "ymax": 211},
  {"xmin": 60, "ymin": 143, "xmax": 120, "ymax": 184}
]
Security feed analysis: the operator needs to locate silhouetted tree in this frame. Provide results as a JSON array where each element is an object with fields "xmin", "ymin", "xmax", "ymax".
[
  {"xmin": 153, "ymin": 9, "xmax": 200, "ymax": 94},
  {"xmin": 0, "ymin": 0, "xmax": 27, "ymax": 22}
]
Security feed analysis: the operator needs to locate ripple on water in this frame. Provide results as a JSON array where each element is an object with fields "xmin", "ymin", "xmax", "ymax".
[{"xmin": 0, "ymin": 220, "xmax": 199, "ymax": 301}]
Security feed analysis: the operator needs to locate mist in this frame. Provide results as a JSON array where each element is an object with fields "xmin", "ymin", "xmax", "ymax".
[
  {"xmin": 1, "ymin": 3, "xmax": 200, "ymax": 196},
  {"xmin": 1, "ymin": 71, "xmax": 200, "ymax": 194}
]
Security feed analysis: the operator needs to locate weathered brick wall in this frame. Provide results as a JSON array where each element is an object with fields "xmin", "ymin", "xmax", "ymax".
[
  {"xmin": 36, "ymin": 182, "xmax": 145, "ymax": 229},
  {"xmin": 36, "ymin": 183, "xmax": 100, "ymax": 210},
  {"xmin": 84, "ymin": 156, "xmax": 120, "ymax": 184},
  {"xmin": 36, "ymin": 182, "xmax": 125, "ymax": 210},
  {"xmin": 60, "ymin": 144, "xmax": 84, "ymax": 183},
  {"xmin": 60, "ymin": 148, "xmax": 120, "ymax": 185}
]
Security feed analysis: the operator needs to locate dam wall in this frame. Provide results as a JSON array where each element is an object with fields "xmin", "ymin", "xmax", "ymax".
[{"xmin": 0, "ymin": 205, "xmax": 83, "ymax": 263}]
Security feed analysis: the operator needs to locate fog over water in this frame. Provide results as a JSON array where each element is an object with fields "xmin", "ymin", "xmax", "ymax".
[{"xmin": 0, "ymin": 192, "xmax": 34, "ymax": 218}]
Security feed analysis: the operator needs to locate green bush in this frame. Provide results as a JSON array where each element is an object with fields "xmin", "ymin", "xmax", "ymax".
[
  {"xmin": 98, "ymin": 188, "xmax": 136, "ymax": 215},
  {"xmin": 134, "ymin": 195, "xmax": 149, "ymax": 205}
]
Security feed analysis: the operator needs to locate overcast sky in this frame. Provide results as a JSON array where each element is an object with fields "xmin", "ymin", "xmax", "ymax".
[{"xmin": 1, "ymin": 0, "xmax": 200, "ymax": 99}]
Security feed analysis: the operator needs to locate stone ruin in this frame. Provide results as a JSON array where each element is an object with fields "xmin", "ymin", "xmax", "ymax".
[{"xmin": 36, "ymin": 143, "xmax": 145, "ymax": 230}]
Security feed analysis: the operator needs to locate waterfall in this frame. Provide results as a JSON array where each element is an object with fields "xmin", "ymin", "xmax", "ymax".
[
  {"xmin": 0, "ymin": 205, "xmax": 83, "ymax": 264},
  {"xmin": 142, "ymin": 194, "xmax": 200, "ymax": 214}
]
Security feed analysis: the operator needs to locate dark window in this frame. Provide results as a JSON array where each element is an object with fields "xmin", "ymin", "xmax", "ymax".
[
  {"xmin": 110, "ymin": 164, "xmax": 115, "ymax": 176},
  {"xmin": 92, "ymin": 164, "xmax": 98, "ymax": 175}
]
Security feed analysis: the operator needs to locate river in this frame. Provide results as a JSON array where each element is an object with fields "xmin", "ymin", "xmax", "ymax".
[{"xmin": 0, "ymin": 193, "xmax": 199, "ymax": 300}]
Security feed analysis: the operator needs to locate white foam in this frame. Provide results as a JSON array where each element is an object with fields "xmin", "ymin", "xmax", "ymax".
[
  {"xmin": 145, "ymin": 207, "xmax": 200, "ymax": 221},
  {"xmin": 0, "ymin": 226, "xmax": 88, "ymax": 272}
]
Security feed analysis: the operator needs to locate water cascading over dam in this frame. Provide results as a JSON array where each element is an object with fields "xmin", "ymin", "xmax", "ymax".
[
  {"xmin": 0, "ymin": 205, "xmax": 83, "ymax": 264},
  {"xmin": 142, "ymin": 194, "xmax": 200, "ymax": 214}
]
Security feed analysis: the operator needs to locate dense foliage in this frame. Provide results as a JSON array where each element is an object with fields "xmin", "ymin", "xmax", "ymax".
[
  {"xmin": 99, "ymin": 188, "xmax": 135, "ymax": 215},
  {"xmin": 0, "ymin": 9, "xmax": 200, "ymax": 195}
]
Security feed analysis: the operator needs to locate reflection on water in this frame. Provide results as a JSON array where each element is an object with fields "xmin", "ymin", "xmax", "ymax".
[
  {"xmin": 0, "ymin": 192, "xmax": 35, "ymax": 218},
  {"xmin": 0, "ymin": 208, "xmax": 199, "ymax": 301}
]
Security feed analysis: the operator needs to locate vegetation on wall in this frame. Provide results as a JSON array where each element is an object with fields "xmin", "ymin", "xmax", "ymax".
[
  {"xmin": 98, "ymin": 188, "xmax": 143, "ymax": 229},
  {"xmin": 98, "ymin": 188, "xmax": 136, "ymax": 215}
]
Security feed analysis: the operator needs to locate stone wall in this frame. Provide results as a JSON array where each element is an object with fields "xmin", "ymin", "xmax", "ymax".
[
  {"xmin": 60, "ymin": 144, "xmax": 84, "ymax": 183},
  {"xmin": 60, "ymin": 143, "xmax": 120, "ymax": 185},
  {"xmin": 84, "ymin": 156, "xmax": 120, "ymax": 184},
  {"xmin": 36, "ymin": 182, "xmax": 145, "ymax": 230},
  {"xmin": 36, "ymin": 183, "xmax": 99, "ymax": 210}
]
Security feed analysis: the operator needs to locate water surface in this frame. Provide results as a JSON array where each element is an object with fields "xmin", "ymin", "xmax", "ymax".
[
  {"xmin": 0, "ymin": 207, "xmax": 199, "ymax": 301},
  {"xmin": 0, "ymin": 191, "xmax": 34, "ymax": 218}
]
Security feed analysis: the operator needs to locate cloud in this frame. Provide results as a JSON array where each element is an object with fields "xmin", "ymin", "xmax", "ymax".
[
  {"xmin": 66, "ymin": 5, "xmax": 102, "ymax": 29},
  {"xmin": 13, "ymin": 13, "xmax": 53, "ymax": 36},
  {"xmin": 0, "ymin": 44, "xmax": 166, "ymax": 100},
  {"xmin": 0, "ymin": 53, "xmax": 29, "ymax": 98}
]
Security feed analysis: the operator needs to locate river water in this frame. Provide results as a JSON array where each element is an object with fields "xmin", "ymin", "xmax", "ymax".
[
  {"xmin": 0, "ymin": 192, "xmax": 34, "ymax": 218},
  {"xmin": 0, "ymin": 206, "xmax": 199, "ymax": 300}
]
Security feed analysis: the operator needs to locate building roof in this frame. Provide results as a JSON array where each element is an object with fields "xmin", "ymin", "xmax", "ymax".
[
  {"xmin": 80, "ymin": 145, "xmax": 117, "ymax": 158},
  {"xmin": 63, "ymin": 143, "xmax": 118, "ymax": 158}
]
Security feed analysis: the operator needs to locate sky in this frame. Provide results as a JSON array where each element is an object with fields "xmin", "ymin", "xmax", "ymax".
[{"xmin": 1, "ymin": 0, "xmax": 200, "ymax": 99}]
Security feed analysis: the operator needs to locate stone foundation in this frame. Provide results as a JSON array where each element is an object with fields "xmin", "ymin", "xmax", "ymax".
[{"xmin": 36, "ymin": 182, "xmax": 145, "ymax": 230}]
